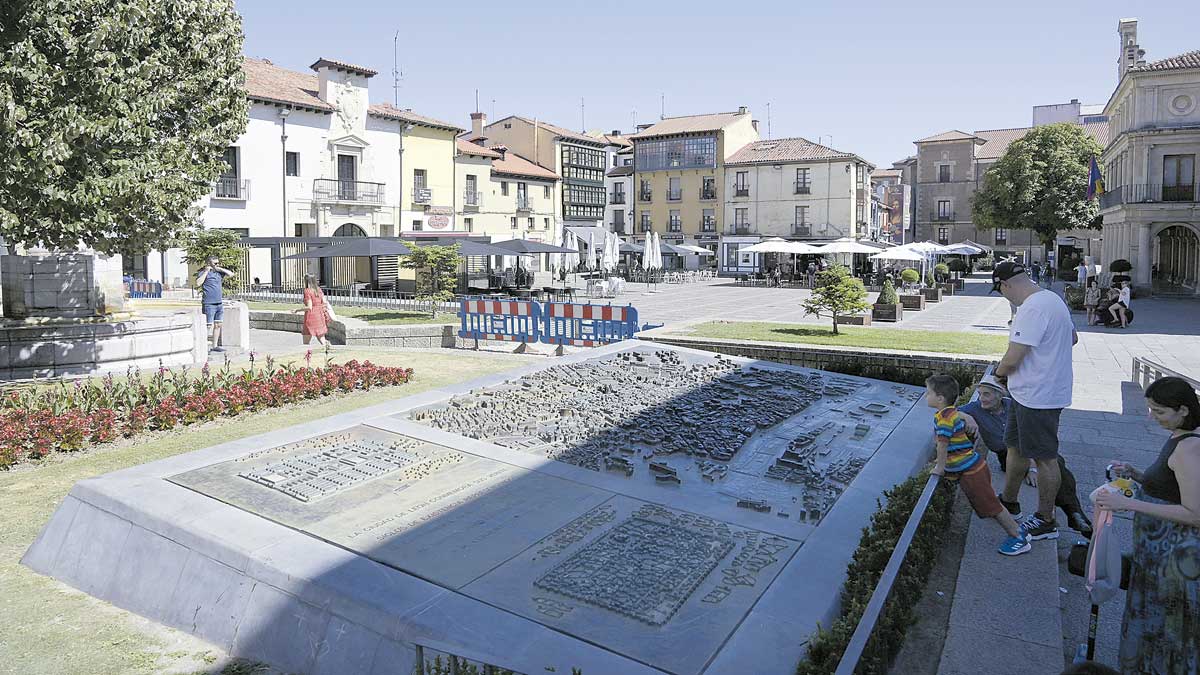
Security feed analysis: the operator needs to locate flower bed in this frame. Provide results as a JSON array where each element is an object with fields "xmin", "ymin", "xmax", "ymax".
[{"xmin": 0, "ymin": 353, "xmax": 413, "ymax": 469}]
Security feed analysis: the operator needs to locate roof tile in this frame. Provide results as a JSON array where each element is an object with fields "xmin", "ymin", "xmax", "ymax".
[
  {"xmin": 973, "ymin": 122, "xmax": 1110, "ymax": 160},
  {"xmin": 368, "ymin": 103, "xmax": 463, "ymax": 132},
  {"xmin": 309, "ymin": 58, "xmax": 378, "ymax": 77},
  {"xmin": 456, "ymin": 139, "xmax": 501, "ymax": 158},
  {"xmin": 1131, "ymin": 50, "xmax": 1200, "ymax": 72},
  {"xmin": 242, "ymin": 57, "xmax": 332, "ymax": 111},
  {"xmin": 725, "ymin": 137, "xmax": 863, "ymax": 165},
  {"xmin": 491, "ymin": 150, "xmax": 559, "ymax": 181},
  {"xmin": 629, "ymin": 111, "xmax": 749, "ymax": 139},
  {"xmin": 915, "ymin": 130, "xmax": 982, "ymax": 144}
]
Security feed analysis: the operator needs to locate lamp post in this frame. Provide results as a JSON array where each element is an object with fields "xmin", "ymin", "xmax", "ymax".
[{"xmin": 279, "ymin": 108, "xmax": 290, "ymax": 238}]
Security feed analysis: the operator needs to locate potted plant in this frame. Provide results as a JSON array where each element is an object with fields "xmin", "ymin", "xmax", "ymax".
[
  {"xmin": 872, "ymin": 278, "xmax": 903, "ymax": 322},
  {"xmin": 921, "ymin": 271, "xmax": 942, "ymax": 302},
  {"xmin": 898, "ymin": 268, "xmax": 925, "ymax": 310},
  {"xmin": 934, "ymin": 263, "xmax": 955, "ymax": 294},
  {"xmin": 947, "ymin": 259, "xmax": 967, "ymax": 290},
  {"xmin": 1109, "ymin": 259, "xmax": 1132, "ymax": 287}
]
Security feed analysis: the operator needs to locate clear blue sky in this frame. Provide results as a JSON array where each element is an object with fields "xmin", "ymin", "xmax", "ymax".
[{"xmin": 236, "ymin": 0, "xmax": 1198, "ymax": 168}]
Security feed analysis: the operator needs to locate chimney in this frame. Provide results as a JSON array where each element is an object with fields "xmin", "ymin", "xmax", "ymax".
[
  {"xmin": 1117, "ymin": 18, "xmax": 1145, "ymax": 80},
  {"xmin": 611, "ymin": 129, "xmax": 621, "ymax": 136},
  {"xmin": 636, "ymin": 123, "xmax": 653, "ymax": 131},
  {"xmin": 751, "ymin": 119, "xmax": 760, "ymax": 134},
  {"xmin": 738, "ymin": 106, "xmax": 748, "ymax": 115},
  {"xmin": 493, "ymin": 145, "xmax": 507, "ymax": 160},
  {"xmin": 470, "ymin": 111, "xmax": 486, "ymax": 139}
]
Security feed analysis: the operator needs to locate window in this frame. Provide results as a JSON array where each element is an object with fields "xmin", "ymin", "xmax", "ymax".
[
  {"xmin": 527, "ymin": 217, "xmax": 535, "ymax": 229},
  {"xmin": 544, "ymin": 185, "xmax": 551, "ymax": 199},
  {"xmin": 795, "ymin": 205, "xmax": 809, "ymax": 224},
  {"xmin": 613, "ymin": 209, "xmax": 624, "ymax": 226},
  {"xmin": 669, "ymin": 209, "xmax": 681, "ymax": 231},
  {"xmin": 1163, "ymin": 155, "xmax": 1196, "ymax": 201},
  {"xmin": 285, "ymin": 152, "xmax": 299, "ymax": 176},
  {"xmin": 543, "ymin": 217, "xmax": 550, "ymax": 229},
  {"xmin": 701, "ymin": 176, "xmax": 716, "ymax": 199},
  {"xmin": 724, "ymin": 243, "xmax": 743, "ymax": 269},
  {"xmin": 937, "ymin": 200, "xmax": 951, "ymax": 219},
  {"xmin": 464, "ymin": 217, "xmax": 473, "ymax": 231},
  {"xmin": 668, "ymin": 177, "xmax": 681, "ymax": 201},
  {"xmin": 995, "ymin": 228, "xmax": 1008, "ymax": 244},
  {"xmin": 734, "ymin": 208, "xmax": 749, "ymax": 227},
  {"xmin": 635, "ymin": 136, "xmax": 717, "ymax": 171},
  {"xmin": 216, "ymin": 147, "xmax": 241, "ymax": 197},
  {"xmin": 937, "ymin": 227, "xmax": 949, "ymax": 244},
  {"xmin": 511, "ymin": 217, "xmax": 517, "ymax": 229},
  {"xmin": 795, "ymin": 168, "xmax": 810, "ymax": 193},
  {"xmin": 639, "ymin": 179, "xmax": 652, "ymax": 201},
  {"xmin": 412, "ymin": 219, "xmax": 423, "ymax": 232},
  {"xmin": 413, "ymin": 168, "xmax": 427, "ymax": 188},
  {"xmin": 501, "ymin": 181, "xmax": 509, "ymax": 196},
  {"xmin": 641, "ymin": 212, "xmax": 651, "ymax": 232},
  {"xmin": 938, "ymin": 165, "xmax": 951, "ymax": 183},
  {"xmin": 465, "ymin": 174, "xmax": 478, "ymax": 205},
  {"xmin": 734, "ymin": 171, "xmax": 749, "ymax": 196},
  {"xmin": 702, "ymin": 208, "xmax": 715, "ymax": 231}
]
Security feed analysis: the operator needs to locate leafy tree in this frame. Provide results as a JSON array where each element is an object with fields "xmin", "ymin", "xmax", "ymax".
[
  {"xmin": 972, "ymin": 123, "xmax": 1103, "ymax": 244},
  {"xmin": 0, "ymin": 0, "xmax": 248, "ymax": 255},
  {"xmin": 900, "ymin": 268, "xmax": 920, "ymax": 285},
  {"xmin": 947, "ymin": 258, "xmax": 967, "ymax": 276},
  {"xmin": 802, "ymin": 265, "xmax": 869, "ymax": 335},
  {"xmin": 182, "ymin": 229, "xmax": 243, "ymax": 289},
  {"xmin": 933, "ymin": 262, "xmax": 949, "ymax": 281},
  {"xmin": 401, "ymin": 244, "xmax": 460, "ymax": 315},
  {"xmin": 876, "ymin": 278, "xmax": 899, "ymax": 306}
]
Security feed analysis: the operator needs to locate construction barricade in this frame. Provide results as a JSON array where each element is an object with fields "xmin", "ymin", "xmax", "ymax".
[
  {"xmin": 458, "ymin": 297, "xmax": 542, "ymax": 345},
  {"xmin": 541, "ymin": 301, "xmax": 640, "ymax": 347},
  {"xmin": 124, "ymin": 277, "xmax": 163, "ymax": 299},
  {"xmin": 457, "ymin": 297, "xmax": 640, "ymax": 349}
]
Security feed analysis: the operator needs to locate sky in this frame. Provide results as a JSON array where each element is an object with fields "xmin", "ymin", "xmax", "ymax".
[{"xmin": 236, "ymin": 0, "xmax": 1199, "ymax": 168}]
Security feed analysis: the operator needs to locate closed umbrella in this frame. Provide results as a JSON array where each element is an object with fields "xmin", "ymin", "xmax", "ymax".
[{"xmin": 587, "ymin": 232, "xmax": 599, "ymax": 272}]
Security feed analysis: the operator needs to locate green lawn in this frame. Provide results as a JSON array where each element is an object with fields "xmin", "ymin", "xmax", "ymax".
[
  {"xmin": 681, "ymin": 321, "xmax": 1008, "ymax": 355},
  {"xmin": 244, "ymin": 301, "xmax": 458, "ymax": 325},
  {"xmin": 0, "ymin": 349, "xmax": 526, "ymax": 675}
]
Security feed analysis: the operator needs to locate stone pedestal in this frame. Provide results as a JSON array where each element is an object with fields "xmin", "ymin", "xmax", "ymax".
[
  {"xmin": 1, "ymin": 252, "xmax": 126, "ymax": 318},
  {"xmin": 221, "ymin": 302, "xmax": 251, "ymax": 352}
]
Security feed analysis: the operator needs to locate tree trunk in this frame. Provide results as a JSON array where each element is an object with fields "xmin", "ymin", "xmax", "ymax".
[{"xmin": 832, "ymin": 314, "xmax": 840, "ymax": 335}]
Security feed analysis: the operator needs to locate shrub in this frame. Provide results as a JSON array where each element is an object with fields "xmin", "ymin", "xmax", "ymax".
[
  {"xmin": 0, "ymin": 359, "xmax": 415, "ymax": 469},
  {"xmin": 975, "ymin": 255, "xmax": 994, "ymax": 270},
  {"xmin": 795, "ymin": 471, "xmax": 956, "ymax": 675},
  {"xmin": 947, "ymin": 259, "xmax": 967, "ymax": 273},
  {"xmin": 1109, "ymin": 259, "xmax": 1132, "ymax": 273},
  {"xmin": 876, "ymin": 279, "xmax": 899, "ymax": 306},
  {"xmin": 923, "ymin": 272, "xmax": 936, "ymax": 287},
  {"xmin": 899, "ymin": 268, "xmax": 920, "ymax": 285},
  {"xmin": 801, "ymin": 265, "xmax": 870, "ymax": 335},
  {"xmin": 183, "ymin": 229, "xmax": 244, "ymax": 290},
  {"xmin": 934, "ymin": 263, "xmax": 949, "ymax": 276}
]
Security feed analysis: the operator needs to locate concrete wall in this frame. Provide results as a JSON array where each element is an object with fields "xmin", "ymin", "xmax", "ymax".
[
  {"xmin": 249, "ymin": 310, "xmax": 464, "ymax": 348},
  {"xmin": 2, "ymin": 253, "xmax": 126, "ymax": 318}
]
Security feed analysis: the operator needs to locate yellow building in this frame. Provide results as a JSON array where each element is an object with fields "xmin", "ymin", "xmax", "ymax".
[{"xmin": 629, "ymin": 109, "xmax": 760, "ymax": 265}]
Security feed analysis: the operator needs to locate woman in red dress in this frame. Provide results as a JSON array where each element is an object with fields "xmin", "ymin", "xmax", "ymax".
[{"xmin": 296, "ymin": 274, "xmax": 329, "ymax": 346}]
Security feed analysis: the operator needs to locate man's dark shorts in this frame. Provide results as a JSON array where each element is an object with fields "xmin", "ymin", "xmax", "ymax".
[
  {"xmin": 203, "ymin": 302, "xmax": 224, "ymax": 325},
  {"xmin": 1004, "ymin": 399, "xmax": 1062, "ymax": 460}
]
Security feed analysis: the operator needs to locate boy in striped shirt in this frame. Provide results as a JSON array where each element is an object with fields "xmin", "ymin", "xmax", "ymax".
[{"xmin": 926, "ymin": 374, "xmax": 1030, "ymax": 556}]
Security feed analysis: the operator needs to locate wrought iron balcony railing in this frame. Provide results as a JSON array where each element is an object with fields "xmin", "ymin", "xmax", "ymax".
[
  {"xmin": 411, "ymin": 186, "xmax": 432, "ymax": 204},
  {"xmin": 700, "ymin": 220, "xmax": 717, "ymax": 232},
  {"xmin": 639, "ymin": 190, "xmax": 652, "ymax": 202},
  {"xmin": 213, "ymin": 177, "xmax": 249, "ymax": 200},
  {"xmin": 931, "ymin": 211, "xmax": 955, "ymax": 222},
  {"xmin": 1099, "ymin": 183, "xmax": 1199, "ymax": 209},
  {"xmin": 667, "ymin": 189, "xmax": 682, "ymax": 201},
  {"xmin": 794, "ymin": 182, "xmax": 811, "ymax": 195},
  {"xmin": 516, "ymin": 196, "xmax": 532, "ymax": 211},
  {"xmin": 733, "ymin": 186, "xmax": 750, "ymax": 197},
  {"xmin": 640, "ymin": 223, "xmax": 652, "ymax": 233},
  {"xmin": 463, "ymin": 190, "xmax": 481, "ymax": 207},
  {"xmin": 668, "ymin": 222, "xmax": 682, "ymax": 232},
  {"xmin": 312, "ymin": 179, "xmax": 385, "ymax": 204},
  {"xmin": 609, "ymin": 192, "xmax": 626, "ymax": 204},
  {"xmin": 793, "ymin": 223, "xmax": 811, "ymax": 236},
  {"xmin": 728, "ymin": 223, "xmax": 753, "ymax": 235},
  {"xmin": 700, "ymin": 188, "xmax": 718, "ymax": 200}
]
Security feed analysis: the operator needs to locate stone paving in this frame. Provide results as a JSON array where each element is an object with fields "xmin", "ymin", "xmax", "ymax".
[{"xmin": 939, "ymin": 283, "xmax": 1200, "ymax": 673}]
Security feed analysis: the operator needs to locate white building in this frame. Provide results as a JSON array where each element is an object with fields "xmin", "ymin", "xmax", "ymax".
[
  {"xmin": 1099, "ymin": 20, "xmax": 1200, "ymax": 296},
  {"xmin": 605, "ymin": 145, "xmax": 633, "ymax": 237}
]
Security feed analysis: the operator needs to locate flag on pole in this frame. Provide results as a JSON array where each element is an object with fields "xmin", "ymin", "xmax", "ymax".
[{"xmin": 1086, "ymin": 156, "xmax": 1105, "ymax": 200}]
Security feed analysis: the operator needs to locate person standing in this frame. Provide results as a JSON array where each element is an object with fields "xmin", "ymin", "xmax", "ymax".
[
  {"xmin": 1083, "ymin": 279, "xmax": 1101, "ymax": 326},
  {"xmin": 1076, "ymin": 260, "xmax": 1089, "ymax": 287},
  {"xmin": 295, "ymin": 273, "xmax": 330, "ymax": 347},
  {"xmin": 960, "ymin": 374, "xmax": 1093, "ymax": 537},
  {"xmin": 1030, "ymin": 261, "xmax": 1042, "ymax": 285},
  {"xmin": 1095, "ymin": 376, "xmax": 1200, "ymax": 675},
  {"xmin": 195, "ymin": 256, "xmax": 234, "ymax": 353},
  {"xmin": 993, "ymin": 261, "xmax": 1079, "ymax": 542}
]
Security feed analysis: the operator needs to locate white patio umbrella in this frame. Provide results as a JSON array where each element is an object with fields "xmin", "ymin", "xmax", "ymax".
[
  {"xmin": 677, "ymin": 244, "xmax": 714, "ymax": 255},
  {"xmin": 740, "ymin": 237, "xmax": 793, "ymax": 254},
  {"xmin": 603, "ymin": 231, "xmax": 619, "ymax": 273},
  {"xmin": 641, "ymin": 231, "xmax": 654, "ymax": 292},
  {"xmin": 869, "ymin": 248, "xmax": 925, "ymax": 262},
  {"xmin": 815, "ymin": 240, "xmax": 881, "ymax": 254},
  {"xmin": 586, "ymin": 231, "xmax": 599, "ymax": 272}
]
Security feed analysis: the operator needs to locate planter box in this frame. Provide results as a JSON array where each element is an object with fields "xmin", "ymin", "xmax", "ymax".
[
  {"xmin": 871, "ymin": 303, "xmax": 903, "ymax": 322},
  {"xmin": 840, "ymin": 313, "xmax": 872, "ymax": 326},
  {"xmin": 952, "ymin": 278, "xmax": 965, "ymax": 291},
  {"xmin": 921, "ymin": 287, "xmax": 942, "ymax": 303},
  {"xmin": 940, "ymin": 282, "xmax": 956, "ymax": 295},
  {"xmin": 899, "ymin": 293, "xmax": 926, "ymax": 311}
]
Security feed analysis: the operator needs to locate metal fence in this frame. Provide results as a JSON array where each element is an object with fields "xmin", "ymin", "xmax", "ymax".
[
  {"xmin": 1132, "ymin": 356, "xmax": 1200, "ymax": 393},
  {"xmin": 232, "ymin": 286, "xmax": 457, "ymax": 314}
]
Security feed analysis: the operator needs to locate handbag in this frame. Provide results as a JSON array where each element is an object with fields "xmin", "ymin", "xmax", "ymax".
[{"xmin": 321, "ymin": 292, "xmax": 337, "ymax": 323}]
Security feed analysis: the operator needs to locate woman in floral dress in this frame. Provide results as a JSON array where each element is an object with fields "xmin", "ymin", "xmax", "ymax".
[
  {"xmin": 295, "ymin": 273, "xmax": 329, "ymax": 346},
  {"xmin": 1096, "ymin": 376, "xmax": 1200, "ymax": 674}
]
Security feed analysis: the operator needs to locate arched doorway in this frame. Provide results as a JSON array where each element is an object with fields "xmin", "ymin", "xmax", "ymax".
[
  {"xmin": 329, "ymin": 222, "xmax": 370, "ymax": 287},
  {"xmin": 1154, "ymin": 224, "xmax": 1199, "ymax": 295}
]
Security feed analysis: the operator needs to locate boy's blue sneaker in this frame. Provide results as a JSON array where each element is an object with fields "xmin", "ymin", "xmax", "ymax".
[{"xmin": 998, "ymin": 533, "xmax": 1032, "ymax": 556}]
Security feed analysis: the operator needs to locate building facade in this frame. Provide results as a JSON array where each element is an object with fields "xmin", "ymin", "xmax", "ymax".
[
  {"xmin": 719, "ymin": 138, "xmax": 875, "ymax": 274},
  {"xmin": 870, "ymin": 168, "xmax": 910, "ymax": 244},
  {"xmin": 1098, "ymin": 20, "xmax": 1200, "ymax": 296},
  {"xmin": 605, "ymin": 149, "xmax": 634, "ymax": 237},
  {"xmin": 629, "ymin": 109, "xmax": 761, "ymax": 269}
]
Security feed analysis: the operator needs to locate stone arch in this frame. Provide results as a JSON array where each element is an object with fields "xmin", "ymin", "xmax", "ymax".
[
  {"xmin": 333, "ymin": 223, "xmax": 367, "ymax": 237},
  {"xmin": 1152, "ymin": 222, "xmax": 1199, "ymax": 295}
]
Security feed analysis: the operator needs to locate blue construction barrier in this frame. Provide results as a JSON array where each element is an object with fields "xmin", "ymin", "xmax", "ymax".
[
  {"xmin": 124, "ymin": 277, "xmax": 163, "ymax": 299},
  {"xmin": 457, "ymin": 297, "xmax": 640, "ymax": 347}
]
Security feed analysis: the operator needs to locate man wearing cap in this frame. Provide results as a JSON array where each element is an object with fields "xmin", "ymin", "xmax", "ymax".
[
  {"xmin": 960, "ymin": 375, "xmax": 1092, "ymax": 537},
  {"xmin": 991, "ymin": 261, "xmax": 1079, "ymax": 542}
]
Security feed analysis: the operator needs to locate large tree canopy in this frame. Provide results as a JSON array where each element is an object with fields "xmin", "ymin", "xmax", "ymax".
[
  {"xmin": 972, "ymin": 123, "xmax": 1103, "ymax": 244},
  {"xmin": 0, "ymin": 0, "xmax": 248, "ymax": 255}
]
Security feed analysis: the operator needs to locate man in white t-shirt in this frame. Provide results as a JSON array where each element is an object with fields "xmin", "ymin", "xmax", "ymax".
[{"xmin": 992, "ymin": 261, "xmax": 1079, "ymax": 542}]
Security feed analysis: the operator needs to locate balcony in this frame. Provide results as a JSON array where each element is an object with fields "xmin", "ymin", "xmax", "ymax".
[
  {"xmin": 700, "ymin": 188, "xmax": 717, "ymax": 200},
  {"xmin": 794, "ymin": 182, "xmax": 811, "ymax": 195},
  {"xmin": 411, "ymin": 186, "xmax": 432, "ymax": 204},
  {"xmin": 668, "ymin": 222, "xmax": 682, "ymax": 232},
  {"xmin": 667, "ymin": 189, "xmax": 682, "ymax": 201},
  {"xmin": 1099, "ymin": 183, "xmax": 1199, "ymax": 210},
  {"xmin": 700, "ymin": 220, "xmax": 717, "ymax": 233},
  {"xmin": 931, "ymin": 211, "xmax": 955, "ymax": 222},
  {"xmin": 516, "ymin": 196, "xmax": 532, "ymax": 212},
  {"xmin": 728, "ymin": 223, "xmax": 753, "ymax": 235},
  {"xmin": 312, "ymin": 179, "xmax": 385, "ymax": 204},
  {"xmin": 792, "ymin": 223, "xmax": 812, "ymax": 237},
  {"xmin": 639, "ymin": 190, "xmax": 652, "ymax": 202},
  {"xmin": 463, "ymin": 190, "xmax": 481, "ymax": 209},
  {"xmin": 213, "ymin": 177, "xmax": 249, "ymax": 200},
  {"xmin": 611, "ymin": 221, "xmax": 627, "ymax": 234},
  {"xmin": 733, "ymin": 186, "xmax": 750, "ymax": 198},
  {"xmin": 640, "ymin": 223, "xmax": 652, "ymax": 233},
  {"xmin": 609, "ymin": 192, "xmax": 626, "ymax": 204}
]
